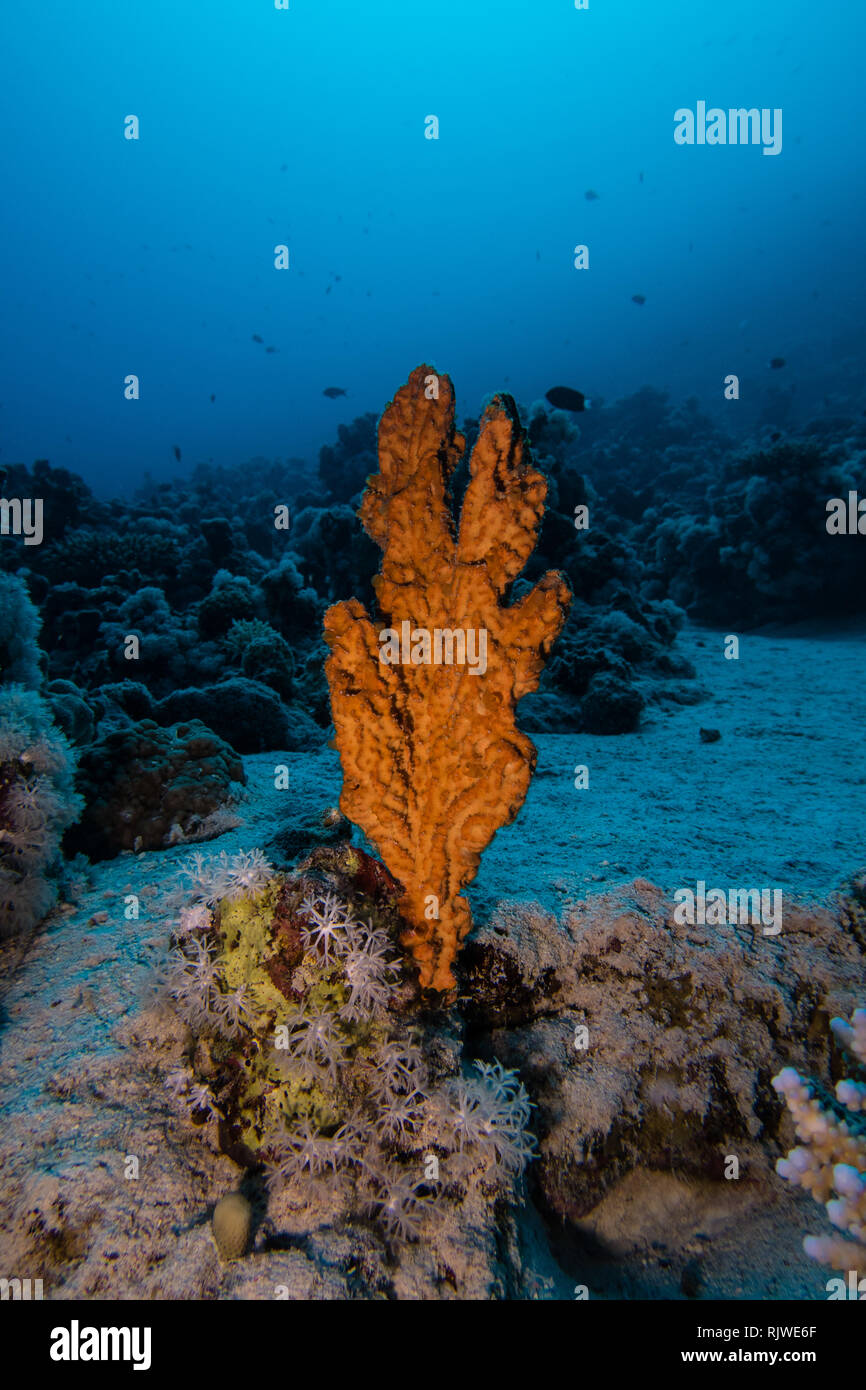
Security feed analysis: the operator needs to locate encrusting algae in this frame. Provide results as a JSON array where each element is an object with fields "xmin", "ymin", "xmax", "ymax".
[{"xmin": 323, "ymin": 365, "xmax": 572, "ymax": 991}]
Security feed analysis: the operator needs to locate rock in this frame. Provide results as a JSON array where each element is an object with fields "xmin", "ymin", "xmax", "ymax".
[
  {"xmin": 212, "ymin": 1192, "xmax": 253, "ymax": 1261},
  {"xmin": 581, "ymin": 671, "xmax": 645, "ymax": 733},
  {"xmin": 67, "ymin": 719, "xmax": 245, "ymax": 860},
  {"xmin": 459, "ymin": 882, "xmax": 864, "ymax": 1220},
  {"xmin": 156, "ymin": 679, "xmax": 290, "ymax": 754}
]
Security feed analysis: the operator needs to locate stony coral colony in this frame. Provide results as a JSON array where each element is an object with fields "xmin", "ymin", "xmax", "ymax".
[{"xmin": 162, "ymin": 849, "xmax": 536, "ymax": 1245}]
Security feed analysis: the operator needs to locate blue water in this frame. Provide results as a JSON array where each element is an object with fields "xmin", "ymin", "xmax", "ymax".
[{"xmin": 1, "ymin": 0, "xmax": 864, "ymax": 494}]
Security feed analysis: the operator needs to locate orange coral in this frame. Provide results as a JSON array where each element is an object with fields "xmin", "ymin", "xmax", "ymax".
[{"xmin": 323, "ymin": 365, "xmax": 572, "ymax": 991}]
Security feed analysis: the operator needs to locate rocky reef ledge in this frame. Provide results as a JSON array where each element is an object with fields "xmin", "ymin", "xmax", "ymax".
[{"xmin": 0, "ymin": 816, "xmax": 861, "ymax": 1299}]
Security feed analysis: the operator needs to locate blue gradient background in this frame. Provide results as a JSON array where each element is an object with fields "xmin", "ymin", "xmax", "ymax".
[{"xmin": 1, "ymin": 0, "xmax": 863, "ymax": 492}]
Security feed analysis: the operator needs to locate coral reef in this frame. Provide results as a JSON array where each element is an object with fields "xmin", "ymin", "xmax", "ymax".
[
  {"xmin": 45, "ymin": 679, "xmax": 96, "ymax": 746},
  {"xmin": 162, "ymin": 856, "xmax": 536, "ymax": 1246},
  {"xmin": 0, "ymin": 573, "xmax": 43, "ymax": 688},
  {"xmin": 224, "ymin": 619, "xmax": 294, "ymax": 702},
  {"xmin": 773, "ymin": 1006, "xmax": 866, "ymax": 1272},
  {"xmin": 0, "ymin": 685, "xmax": 83, "ymax": 937},
  {"xmin": 458, "ymin": 882, "xmax": 864, "ymax": 1219},
  {"xmin": 317, "ymin": 412, "xmax": 378, "ymax": 502},
  {"xmin": 197, "ymin": 571, "xmax": 261, "ymax": 640},
  {"xmin": 67, "ymin": 719, "xmax": 245, "ymax": 860},
  {"xmin": 260, "ymin": 555, "xmax": 323, "ymax": 642},
  {"xmin": 156, "ymin": 678, "xmax": 294, "ymax": 754},
  {"xmin": 324, "ymin": 366, "xmax": 572, "ymax": 991},
  {"xmin": 2, "ymin": 389, "xmax": 863, "ymax": 763}
]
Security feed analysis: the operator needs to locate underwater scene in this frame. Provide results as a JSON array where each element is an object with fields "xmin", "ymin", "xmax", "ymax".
[{"xmin": 1, "ymin": 0, "xmax": 865, "ymax": 1335}]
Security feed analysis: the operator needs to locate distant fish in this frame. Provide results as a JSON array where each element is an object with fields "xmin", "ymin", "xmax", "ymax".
[
  {"xmin": 699, "ymin": 728, "xmax": 721, "ymax": 744},
  {"xmin": 639, "ymin": 170, "xmax": 644, "ymax": 183},
  {"xmin": 323, "ymin": 386, "xmax": 347, "ymax": 399},
  {"xmin": 173, "ymin": 445, "xmax": 182, "ymax": 462},
  {"xmin": 210, "ymin": 393, "xmax": 216, "ymax": 402},
  {"xmin": 631, "ymin": 294, "xmax": 646, "ymax": 305},
  {"xmin": 545, "ymin": 386, "xmax": 589, "ymax": 413},
  {"xmin": 584, "ymin": 189, "xmax": 599, "ymax": 201},
  {"xmin": 265, "ymin": 345, "xmax": 277, "ymax": 353},
  {"xmin": 252, "ymin": 333, "xmax": 264, "ymax": 343},
  {"xmin": 770, "ymin": 431, "xmax": 781, "ymax": 442},
  {"xmin": 769, "ymin": 357, "xmax": 786, "ymax": 369}
]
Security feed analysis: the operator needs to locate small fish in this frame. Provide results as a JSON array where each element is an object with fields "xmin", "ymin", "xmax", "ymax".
[
  {"xmin": 699, "ymin": 727, "xmax": 721, "ymax": 744},
  {"xmin": 585, "ymin": 189, "xmax": 599, "ymax": 201},
  {"xmin": 210, "ymin": 393, "xmax": 216, "ymax": 403},
  {"xmin": 632, "ymin": 294, "xmax": 646, "ymax": 305},
  {"xmin": 770, "ymin": 431, "xmax": 781, "ymax": 442},
  {"xmin": 639, "ymin": 170, "xmax": 644, "ymax": 183},
  {"xmin": 545, "ymin": 386, "xmax": 589, "ymax": 413},
  {"xmin": 252, "ymin": 333, "xmax": 264, "ymax": 343},
  {"xmin": 769, "ymin": 357, "xmax": 786, "ymax": 369},
  {"xmin": 173, "ymin": 445, "xmax": 182, "ymax": 462},
  {"xmin": 325, "ymin": 284, "xmax": 332, "ymax": 294},
  {"xmin": 265, "ymin": 345, "xmax": 277, "ymax": 353},
  {"xmin": 323, "ymin": 387, "xmax": 347, "ymax": 399}
]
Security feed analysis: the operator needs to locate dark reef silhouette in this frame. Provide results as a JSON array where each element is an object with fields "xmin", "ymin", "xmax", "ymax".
[{"xmin": 2, "ymin": 387, "xmax": 865, "ymax": 860}]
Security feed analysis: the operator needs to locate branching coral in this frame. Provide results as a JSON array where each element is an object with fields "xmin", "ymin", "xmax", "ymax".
[
  {"xmin": 323, "ymin": 365, "xmax": 572, "ymax": 991},
  {"xmin": 773, "ymin": 1006, "xmax": 866, "ymax": 1272},
  {"xmin": 161, "ymin": 865, "xmax": 537, "ymax": 1247}
]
